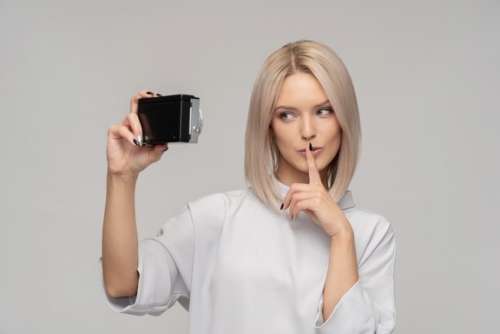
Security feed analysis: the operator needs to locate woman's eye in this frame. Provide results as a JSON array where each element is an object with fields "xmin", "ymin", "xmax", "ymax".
[
  {"xmin": 317, "ymin": 107, "xmax": 334, "ymax": 116},
  {"xmin": 278, "ymin": 111, "xmax": 295, "ymax": 120},
  {"xmin": 278, "ymin": 108, "xmax": 333, "ymax": 121}
]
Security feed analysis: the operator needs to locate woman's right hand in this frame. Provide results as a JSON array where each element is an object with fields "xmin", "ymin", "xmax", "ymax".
[{"xmin": 106, "ymin": 90, "xmax": 169, "ymax": 178}]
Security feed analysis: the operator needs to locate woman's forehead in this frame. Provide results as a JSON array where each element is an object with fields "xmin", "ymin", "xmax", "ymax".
[{"xmin": 275, "ymin": 74, "xmax": 329, "ymax": 109}]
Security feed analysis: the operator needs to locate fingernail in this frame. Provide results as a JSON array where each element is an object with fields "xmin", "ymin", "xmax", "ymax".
[
  {"xmin": 146, "ymin": 91, "xmax": 153, "ymax": 95},
  {"xmin": 136, "ymin": 135, "xmax": 143, "ymax": 146},
  {"xmin": 309, "ymin": 142, "xmax": 313, "ymax": 150},
  {"xmin": 133, "ymin": 138, "xmax": 139, "ymax": 146},
  {"xmin": 280, "ymin": 202, "xmax": 284, "ymax": 210}
]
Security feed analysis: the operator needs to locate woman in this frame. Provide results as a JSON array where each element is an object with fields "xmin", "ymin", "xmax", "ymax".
[{"xmin": 99, "ymin": 39, "xmax": 397, "ymax": 333}]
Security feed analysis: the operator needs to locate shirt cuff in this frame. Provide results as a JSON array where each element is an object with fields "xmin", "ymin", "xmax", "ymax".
[
  {"xmin": 97, "ymin": 239, "xmax": 175, "ymax": 316},
  {"xmin": 313, "ymin": 280, "xmax": 376, "ymax": 333}
]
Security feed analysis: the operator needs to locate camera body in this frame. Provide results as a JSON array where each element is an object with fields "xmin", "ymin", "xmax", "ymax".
[{"xmin": 137, "ymin": 94, "xmax": 203, "ymax": 145}]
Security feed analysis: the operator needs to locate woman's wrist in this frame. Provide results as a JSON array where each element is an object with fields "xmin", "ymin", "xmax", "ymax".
[
  {"xmin": 107, "ymin": 169, "xmax": 139, "ymax": 183},
  {"xmin": 331, "ymin": 224, "xmax": 354, "ymax": 241}
]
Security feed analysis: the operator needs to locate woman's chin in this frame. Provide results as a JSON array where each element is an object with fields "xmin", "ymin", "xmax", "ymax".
[{"xmin": 295, "ymin": 160, "xmax": 325, "ymax": 173}]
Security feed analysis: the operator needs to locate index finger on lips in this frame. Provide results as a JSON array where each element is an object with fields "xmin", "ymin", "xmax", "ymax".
[{"xmin": 305, "ymin": 142, "xmax": 322, "ymax": 185}]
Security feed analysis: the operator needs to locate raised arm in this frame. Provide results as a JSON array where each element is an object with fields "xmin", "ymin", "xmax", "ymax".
[{"xmin": 101, "ymin": 89, "xmax": 168, "ymax": 298}]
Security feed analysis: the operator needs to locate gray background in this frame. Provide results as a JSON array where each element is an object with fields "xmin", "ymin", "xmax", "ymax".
[{"xmin": 2, "ymin": 0, "xmax": 498, "ymax": 333}]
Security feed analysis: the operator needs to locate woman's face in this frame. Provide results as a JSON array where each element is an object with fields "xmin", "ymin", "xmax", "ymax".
[{"xmin": 270, "ymin": 71, "xmax": 342, "ymax": 185}]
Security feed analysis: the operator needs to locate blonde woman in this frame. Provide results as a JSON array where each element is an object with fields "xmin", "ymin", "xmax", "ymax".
[{"xmin": 99, "ymin": 39, "xmax": 397, "ymax": 333}]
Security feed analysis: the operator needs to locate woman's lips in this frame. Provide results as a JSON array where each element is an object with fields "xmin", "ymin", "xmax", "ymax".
[{"xmin": 297, "ymin": 148, "xmax": 322, "ymax": 156}]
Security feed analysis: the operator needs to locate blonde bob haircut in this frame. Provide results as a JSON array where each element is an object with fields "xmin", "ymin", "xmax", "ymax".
[{"xmin": 244, "ymin": 39, "xmax": 362, "ymax": 214}]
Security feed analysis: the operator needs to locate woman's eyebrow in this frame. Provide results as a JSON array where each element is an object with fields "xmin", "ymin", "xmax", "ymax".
[{"xmin": 274, "ymin": 100, "xmax": 330, "ymax": 111}]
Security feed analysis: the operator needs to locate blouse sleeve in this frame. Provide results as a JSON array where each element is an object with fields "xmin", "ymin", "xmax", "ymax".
[
  {"xmin": 313, "ymin": 216, "xmax": 397, "ymax": 333},
  {"xmin": 97, "ymin": 204, "xmax": 194, "ymax": 316}
]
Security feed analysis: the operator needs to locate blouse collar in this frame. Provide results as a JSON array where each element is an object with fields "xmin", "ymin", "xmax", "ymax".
[{"xmin": 273, "ymin": 177, "xmax": 356, "ymax": 211}]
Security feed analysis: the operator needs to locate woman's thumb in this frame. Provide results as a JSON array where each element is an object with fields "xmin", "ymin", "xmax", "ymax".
[{"xmin": 151, "ymin": 144, "xmax": 168, "ymax": 160}]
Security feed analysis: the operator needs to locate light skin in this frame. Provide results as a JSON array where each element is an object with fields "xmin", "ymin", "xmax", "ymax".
[{"xmin": 270, "ymin": 71, "xmax": 359, "ymax": 322}]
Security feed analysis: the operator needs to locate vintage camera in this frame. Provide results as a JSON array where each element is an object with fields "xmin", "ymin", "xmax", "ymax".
[{"xmin": 137, "ymin": 94, "xmax": 203, "ymax": 145}]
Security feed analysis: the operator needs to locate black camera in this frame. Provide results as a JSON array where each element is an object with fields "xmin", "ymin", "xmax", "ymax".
[{"xmin": 137, "ymin": 94, "xmax": 203, "ymax": 146}]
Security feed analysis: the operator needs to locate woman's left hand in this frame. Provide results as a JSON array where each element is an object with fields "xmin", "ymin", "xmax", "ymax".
[{"xmin": 282, "ymin": 143, "xmax": 352, "ymax": 238}]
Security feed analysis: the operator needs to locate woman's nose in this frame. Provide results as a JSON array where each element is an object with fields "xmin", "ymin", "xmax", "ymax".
[{"xmin": 300, "ymin": 116, "xmax": 316, "ymax": 141}]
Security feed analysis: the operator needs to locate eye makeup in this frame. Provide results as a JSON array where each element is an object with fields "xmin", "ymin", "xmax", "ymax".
[
  {"xmin": 317, "ymin": 107, "xmax": 334, "ymax": 115},
  {"xmin": 276, "ymin": 106, "xmax": 334, "ymax": 121}
]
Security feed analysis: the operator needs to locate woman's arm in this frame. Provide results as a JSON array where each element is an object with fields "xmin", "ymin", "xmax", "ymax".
[
  {"xmin": 314, "ymin": 217, "xmax": 397, "ymax": 333},
  {"xmin": 101, "ymin": 171, "xmax": 139, "ymax": 297},
  {"xmin": 100, "ymin": 89, "xmax": 168, "ymax": 299},
  {"xmin": 322, "ymin": 226, "xmax": 359, "ymax": 320}
]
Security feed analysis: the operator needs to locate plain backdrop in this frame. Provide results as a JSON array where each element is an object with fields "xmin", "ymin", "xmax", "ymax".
[{"xmin": 2, "ymin": 0, "xmax": 498, "ymax": 333}]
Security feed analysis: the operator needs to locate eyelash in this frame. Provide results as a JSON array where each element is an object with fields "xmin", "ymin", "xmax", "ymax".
[{"xmin": 278, "ymin": 107, "xmax": 334, "ymax": 121}]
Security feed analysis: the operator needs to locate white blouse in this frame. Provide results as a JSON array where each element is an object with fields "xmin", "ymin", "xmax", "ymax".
[{"xmin": 98, "ymin": 178, "xmax": 397, "ymax": 333}]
